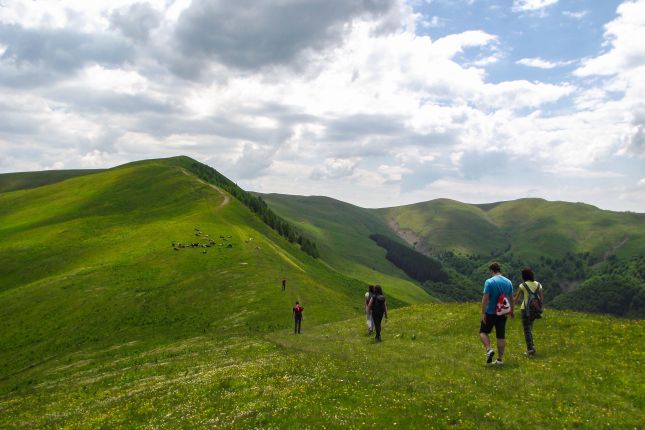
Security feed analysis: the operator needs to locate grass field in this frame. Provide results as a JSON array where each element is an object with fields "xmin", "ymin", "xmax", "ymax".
[
  {"xmin": 0, "ymin": 158, "xmax": 376, "ymax": 379},
  {"xmin": 1, "ymin": 157, "xmax": 642, "ymax": 428},
  {"xmin": 1, "ymin": 304, "xmax": 642, "ymax": 428}
]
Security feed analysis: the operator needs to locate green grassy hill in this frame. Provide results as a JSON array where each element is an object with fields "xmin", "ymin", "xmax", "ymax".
[
  {"xmin": 380, "ymin": 198, "xmax": 509, "ymax": 257},
  {"xmin": 0, "ymin": 157, "xmax": 376, "ymax": 380},
  {"xmin": 0, "ymin": 169, "xmax": 103, "ymax": 194},
  {"xmin": 380, "ymin": 197, "xmax": 645, "ymax": 261},
  {"xmin": 259, "ymin": 194, "xmax": 432, "ymax": 304}
]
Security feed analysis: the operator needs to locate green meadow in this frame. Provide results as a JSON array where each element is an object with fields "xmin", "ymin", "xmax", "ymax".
[
  {"xmin": 0, "ymin": 157, "xmax": 643, "ymax": 428},
  {"xmin": 1, "ymin": 304, "xmax": 642, "ymax": 428}
]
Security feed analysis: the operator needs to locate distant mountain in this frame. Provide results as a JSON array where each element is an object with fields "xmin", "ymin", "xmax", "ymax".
[
  {"xmin": 0, "ymin": 169, "xmax": 103, "ymax": 193},
  {"xmin": 262, "ymin": 194, "xmax": 644, "ymax": 315},
  {"xmin": 379, "ymin": 197, "xmax": 644, "ymax": 260}
]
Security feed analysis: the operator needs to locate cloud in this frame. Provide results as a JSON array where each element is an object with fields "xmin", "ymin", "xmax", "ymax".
[
  {"xmin": 109, "ymin": 2, "xmax": 162, "ymax": 42},
  {"xmin": 512, "ymin": 0, "xmax": 558, "ymax": 13},
  {"xmin": 173, "ymin": 0, "xmax": 399, "ymax": 72},
  {"xmin": 0, "ymin": 24, "xmax": 133, "ymax": 87},
  {"xmin": 311, "ymin": 158, "xmax": 358, "ymax": 180},
  {"xmin": 517, "ymin": 57, "xmax": 574, "ymax": 69},
  {"xmin": 574, "ymin": 1, "xmax": 645, "ymax": 77}
]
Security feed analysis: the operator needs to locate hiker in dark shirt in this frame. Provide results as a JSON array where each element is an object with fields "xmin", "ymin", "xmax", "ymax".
[
  {"xmin": 292, "ymin": 301, "xmax": 303, "ymax": 334},
  {"xmin": 282, "ymin": 278, "xmax": 286, "ymax": 292},
  {"xmin": 367, "ymin": 285, "xmax": 388, "ymax": 342}
]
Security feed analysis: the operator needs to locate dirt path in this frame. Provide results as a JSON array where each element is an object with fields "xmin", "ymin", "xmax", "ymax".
[{"xmin": 180, "ymin": 168, "xmax": 230, "ymax": 209}]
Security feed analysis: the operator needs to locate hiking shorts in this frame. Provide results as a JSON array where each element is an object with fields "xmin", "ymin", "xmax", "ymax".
[{"xmin": 479, "ymin": 314, "xmax": 507, "ymax": 339}]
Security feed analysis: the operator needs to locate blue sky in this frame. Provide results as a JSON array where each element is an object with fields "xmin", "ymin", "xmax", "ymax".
[{"xmin": 0, "ymin": 0, "xmax": 644, "ymax": 211}]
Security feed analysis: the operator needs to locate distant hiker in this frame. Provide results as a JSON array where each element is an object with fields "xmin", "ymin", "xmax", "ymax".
[
  {"xmin": 513, "ymin": 267, "xmax": 544, "ymax": 356},
  {"xmin": 293, "ymin": 301, "xmax": 304, "ymax": 334},
  {"xmin": 479, "ymin": 262, "xmax": 514, "ymax": 365},
  {"xmin": 282, "ymin": 278, "xmax": 286, "ymax": 292},
  {"xmin": 368, "ymin": 285, "xmax": 388, "ymax": 342},
  {"xmin": 365, "ymin": 285, "xmax": 375, "ymax": 335}
]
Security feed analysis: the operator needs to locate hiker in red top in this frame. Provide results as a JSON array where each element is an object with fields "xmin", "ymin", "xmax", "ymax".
[{"xmin": 292, "ymin": 301, "xmax": 303, "ymax": 334}]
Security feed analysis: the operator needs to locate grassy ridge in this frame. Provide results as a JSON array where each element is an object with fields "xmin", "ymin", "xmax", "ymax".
[
  {"xmin": 381, "ymin": 198, "xmax": 509, "ymax": 257},
  {"xmin": 0, "ymin": 169, "xmax": 103, "ymax": 194},
  {"xmin": 0, "ymin": 159, "xmax": 369, "ymax": 379},
  {"xmin": 381, "ymin": 197, "xmax": 645, "ymax": 261},
  {"xmin": 1, "ymin": 304, "xmax": 642, "ymax": 428}
]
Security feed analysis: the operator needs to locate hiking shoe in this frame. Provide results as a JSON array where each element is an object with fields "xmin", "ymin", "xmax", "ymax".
[
  {"xmin": 486, "ymin": 349, "xmax": 495, "ymax": 364},
  {"xmin": 526, "ymin": 349, "xmax": 536, "ymax": 357},
  {"xmin": 494, "ymin": 359, "xmax": 503, "ymax": 366}
]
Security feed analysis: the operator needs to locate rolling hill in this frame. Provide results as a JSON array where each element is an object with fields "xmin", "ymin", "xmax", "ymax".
[
  {"xmin": 258, "ymin": 193, "xmax": 433, "ymax": 304},
  {"xmin": 0, "ymin": 157, "xmax": 393, "ymax": 380},
  {"xmin": 380, "ymin": 197, "xmax": 645, "ymax": 261},
  {"xmin": 264, "ymin": 193, "xmax": 644, "ymax": 309},
  {"xmin": 0, "ymin": 156, "xmax": 642, "ymax": 428}
]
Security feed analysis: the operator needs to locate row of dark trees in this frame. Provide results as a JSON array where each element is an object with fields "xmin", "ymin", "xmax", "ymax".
[
  {"xmin": 188, "ymin": 162, "xmax": 319, "ymax": 258},
  {"xmin": 369, "ymin": 233, "xmax": 448, "ymax": 283}
]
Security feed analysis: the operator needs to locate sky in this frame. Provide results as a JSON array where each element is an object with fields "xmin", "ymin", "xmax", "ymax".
[{"xmin": 0, "ymin": 0, "xmax": 644, "ymax": 212}]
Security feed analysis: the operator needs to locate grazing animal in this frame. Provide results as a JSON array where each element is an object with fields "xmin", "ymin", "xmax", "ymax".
[
  {"xmin": 174, "ymin": 248, "xmax": 179, "ymax": 251},
  {"xmin": 202, "ymin": 250, "xmax": 207, "ymax": 254},
  {"xmin": 227, "ymin": 244, "xmax": 233, "ymax": 248}
]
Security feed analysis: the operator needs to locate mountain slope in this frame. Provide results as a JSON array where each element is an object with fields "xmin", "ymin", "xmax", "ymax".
[
  {"xmin": 380, "ymin": 198, "xmax": 509, "ymax": 257},
  {"xmin": 380, "ymin": 197, "xmax": 645, "ymax": 260},
  {"xmin": 0, "ymin": 157, "xmax": 370, "ymax": 378},
  {"xmin": 259, "ymin": 193, "xmax": 433, "ymax": 304}
]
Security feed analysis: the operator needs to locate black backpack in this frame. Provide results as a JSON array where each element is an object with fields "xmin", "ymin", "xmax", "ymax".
[
  {"xmin": 372, "ymin": 295, "xmax": 386, "ymax": 314},
  {"xmin": 523, "ymin": 282, "xmax": 543, "ymax": 319}
]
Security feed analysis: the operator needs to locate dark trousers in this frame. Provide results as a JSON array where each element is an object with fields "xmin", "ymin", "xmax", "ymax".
[
  {"xmin": 522, "ymin": 311, "xmax": 535, "ymax": 351},
  {"xmin": 294, "ymin": 316, "xmax": 302, "ymax": 334},
  {"xmin": 373, "ymin": 313, "xmax": 384, "ymax": 340}
]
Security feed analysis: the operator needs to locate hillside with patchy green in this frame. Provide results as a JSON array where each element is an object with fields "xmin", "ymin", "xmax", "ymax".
[
  {"xmin": 259, "ymin": 193, "xmax": 432, "ymax": 304},
  {"xmin": 0, "ymin": 157, "xmax": 384, "ymax": 381},
  {"xmin": 266, "ymin": 194, "xmax": 644, "ymax": 315},
  {"xmin": 0, "ymin": 157, "xmax": 643, "ymax": 428}
]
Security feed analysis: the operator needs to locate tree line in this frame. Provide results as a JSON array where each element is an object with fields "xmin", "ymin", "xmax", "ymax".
[
  {"xmin": 188, "ymin": 162, "xmax": 319, "ymax": 258},
  {"xmin": 369, "ymin": 233, "xmax": 449, "ymax": 283}
]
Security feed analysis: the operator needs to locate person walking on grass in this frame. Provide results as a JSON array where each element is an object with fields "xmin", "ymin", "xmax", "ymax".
[
  {"xmin": 479, "ymin": 262, "xmax": 514, "ymax": 365},
  {"xmin": 292, "ymin": 301, "xmax": 303, "ymax": 334},
  {"xmin": 514, "ymin": 267, "xmax": 544, "ymax": 357},
  {"xmin": 282, "ymin": 278, "xmax": 286, "ymax": 292},
  {"xmin": 368, "ymin": 285, "xmax": 388, "ymax": 342},
  {"xmin": 365, "ymin": 285, "xmax": 375, "ymax": 335}
]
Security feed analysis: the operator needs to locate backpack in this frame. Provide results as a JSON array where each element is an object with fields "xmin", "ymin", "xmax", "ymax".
[
  {"xmin": 523, "ymin": 282, "xmax": 543, "ymax": 319},
  {"xmin": 495, "ymin": 283, "xmax": 512, "ymax": 316},
  {"xmin": 372, "ymin": 295, "xmax": 386, "ymax": 315}
]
